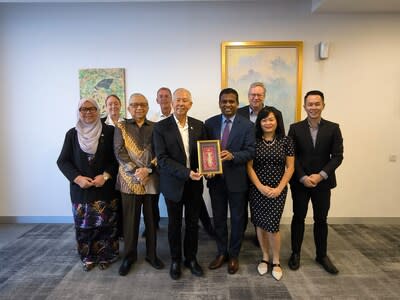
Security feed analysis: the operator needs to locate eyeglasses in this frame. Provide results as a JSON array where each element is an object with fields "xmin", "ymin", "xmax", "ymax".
[
  {"xmin": 79, "ymin": 107, "xmax": 97, "ymax": 113},
  {"xmin": 129, "ymin": 103, "xmax": 148, "ymax": 108},
  {"xmin": 249, "ymin": 93, "xmax": 264, "ymax": 98}
]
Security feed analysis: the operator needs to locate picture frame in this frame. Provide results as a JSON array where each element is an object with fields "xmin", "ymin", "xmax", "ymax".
[
  {"xmin": 221, "ymin": 41, "xmax": 303, "ymax": 129},
  {"xmin": 79, "ymin": 68, "xmax": 126, "ymax": 118},
  {"xmin": 197, "ymin": 140, "xmax": 223, "ymax": 175}
]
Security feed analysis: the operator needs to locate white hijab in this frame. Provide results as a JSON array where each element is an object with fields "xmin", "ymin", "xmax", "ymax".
[{"xmin": 75, "ymin": 98, "xmax": 102, "ymax": 155}]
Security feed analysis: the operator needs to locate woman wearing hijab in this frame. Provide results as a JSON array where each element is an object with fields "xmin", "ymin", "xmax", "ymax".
[{"xmin": 57, "ymin": 98, "xmax": 119, "ymax": 271}]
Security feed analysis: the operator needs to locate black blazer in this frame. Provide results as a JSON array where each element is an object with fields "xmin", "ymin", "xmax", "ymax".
[
  {"xmin": 153, "ymin": 115, "xmax": 207, "ymax": 201},
  {"xmin": 204, "ymin": 114, "xmax": 255, "ymax": 193},
  {"xmin": 237, "ymin": 104, "xmax": 285, "ymax": 134},
  {"xmin": 288, "ymin": 118, "xmax": 344, "ymax": 190},
  {"xmin": 57, "ymin": 123, "xmax": 118, "ymax": 203}
]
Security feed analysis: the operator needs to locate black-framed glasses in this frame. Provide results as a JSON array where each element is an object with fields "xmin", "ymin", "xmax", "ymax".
[
  {"xmin": 79, "ymin": 107, "xmax": 97, "ymax": 113},
  {"xmin": 129, "ymin": 103, "xmax": 148, "ymax": 108}
]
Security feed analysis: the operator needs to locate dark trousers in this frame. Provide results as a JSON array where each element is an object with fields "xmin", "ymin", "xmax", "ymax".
[
  {"xmin": 165, "ymin": 181, "xmax": 202, "ymax": 262},
  {"xmin": 199, "ymin": 196, "xmax": 213, "ymax": 230},
  {"xmin": 290, "ymin": 186, "xmax": 331, "ymax": 258},
  {"xmin": 152, "ymin": 193, "xmax": 161, "ymax": 227},
  {"xmin": 209, "ymin": 180, "xmax": 246, "ymax": 258},
  {"xmin": 121, "ymin": 193, "xmax": 157, "ymax": 261}
]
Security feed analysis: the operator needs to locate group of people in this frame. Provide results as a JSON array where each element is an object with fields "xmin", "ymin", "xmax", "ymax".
[{"xmin": 57, "ymin": 82, "xmax": 344, "ymax": 282}]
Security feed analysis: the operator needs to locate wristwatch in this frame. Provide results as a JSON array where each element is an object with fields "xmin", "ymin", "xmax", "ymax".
[
  {"xmin": 103, "ymin": 172, "xmax": 110, "ymax": 181},
  {"xmin": 146, "ymin": 167, "xmax": 152, "ymax": 174}
]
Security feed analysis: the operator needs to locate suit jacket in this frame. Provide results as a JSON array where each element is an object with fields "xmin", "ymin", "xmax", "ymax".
[
  {"xmin": 153, "ymin": 115, "xmax": 206, "ymax": 201},
  {"xmin": 204, "ymin": 114, "xmax": 255, "ymax": 193},
  {"xmin": 237, "ymin": 104, "xmax": 285, "ymax": 133},
  {"xmin": 288, "ymin": 118, "xmax": 344, "ymax": 190},
  {"xmin": 57, "ymin": 123, "xmax": 118, "ymax": 204}
]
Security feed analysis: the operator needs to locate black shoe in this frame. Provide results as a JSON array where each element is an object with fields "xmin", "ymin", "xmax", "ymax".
[
  {"xmin": 119, "ymin": 257, "xmax": 134, "ymax": 276},
  {"xmin": 316, "ymin": 256, "xmax": 339, "ymax": 274},
  {"xmin": 169, "ymin": 261, "xmax": 181, "ymax": 280},
  {"xmin": 288, "ymin": 253, "xmax": 300, "ymax": 270},
  {"xmin": 184, "ymin": 259, "xmax": 204, "ymax": 277},
  {"xmin": 145, "ymin": 256, "xmax": 164, "ymax": 270}
]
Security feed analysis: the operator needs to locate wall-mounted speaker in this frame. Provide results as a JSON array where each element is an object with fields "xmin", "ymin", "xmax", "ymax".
[{"xmin": 319, "ymin": 42, "xmax": 329, "ymax": 60}]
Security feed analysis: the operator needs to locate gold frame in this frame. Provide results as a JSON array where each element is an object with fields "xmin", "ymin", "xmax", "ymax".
[
  {"xmin": 197, "ymin": 140, "xmax": 223, "ymax": 175},
  {"xmin": 221, "ymin": 41, "xmax": 303, "ymax": 122}
]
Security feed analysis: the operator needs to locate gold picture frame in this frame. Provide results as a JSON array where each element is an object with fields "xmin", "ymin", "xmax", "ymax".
[
  {"xmin": 221, "ymin": 41, "xmax": 303, "ymax": 128},
  {"xmin": 197, "ymin": 140, "xmax": 223, "ymax": 175}
]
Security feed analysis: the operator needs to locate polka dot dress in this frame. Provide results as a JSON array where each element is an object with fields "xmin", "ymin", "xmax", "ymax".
[{"xmin": 249, "ymin": 136, "xmax": 294, "ymax": 233}]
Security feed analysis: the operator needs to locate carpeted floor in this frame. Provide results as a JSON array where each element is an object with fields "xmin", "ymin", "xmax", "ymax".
[{"xmin": 0, "ymin": 222, "xmax": 399, "ymax": 299}]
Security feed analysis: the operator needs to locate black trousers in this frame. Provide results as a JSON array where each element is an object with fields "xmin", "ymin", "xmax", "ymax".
[
  {"xmin": 165, "ymin": 180, "xmax": 202, "ymax": 262},
  {"xmin": 209, "ymin": 179, "xmax": 246, "ymax": 258},
  {"xmin": 121, "ymin": 193, "xmax": 157, "ymax": 261},
  {"xmin": 290, "ymin": 185, "xmax": 331, "ymax": 258},
  {"xmin": 199, "ymin": 196, "xmax": 213, "ymax": 230}
]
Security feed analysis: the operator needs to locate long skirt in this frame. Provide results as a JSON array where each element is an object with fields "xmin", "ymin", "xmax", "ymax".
[{"xmin": 72, "ymin": 198, "xmax": 119, "ymax": 264}]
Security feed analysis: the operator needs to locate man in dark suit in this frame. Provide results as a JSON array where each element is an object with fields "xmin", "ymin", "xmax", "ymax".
[
  {"xmin": 205, "ymin": 88, "xmax": 255, "ymax": 274},
  {"xmin": 237, "ymin": 81, "xmax": 285, "ymax": 132},
  {"xmin": 288, "ymin": 90, "xmax": 344, "ymax": 274},
  {"xmin": 153, "ymin": 88, "xmax": 206, "ymax": 280}
]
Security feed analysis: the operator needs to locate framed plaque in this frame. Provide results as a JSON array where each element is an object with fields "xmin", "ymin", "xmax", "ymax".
[{"xmin": 197, "ymin": 140, "xmax": 223, "ymax": 175}]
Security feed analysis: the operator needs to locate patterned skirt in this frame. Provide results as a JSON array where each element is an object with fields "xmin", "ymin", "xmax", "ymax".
[{"xmin": 72, "ymin": 199, "xmax": 119, "ymax": 264}]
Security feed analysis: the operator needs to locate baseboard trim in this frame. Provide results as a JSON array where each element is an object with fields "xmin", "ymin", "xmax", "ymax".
[
  {"xmin": 0, "ymin": 216, "xmax": 74, "ymax": 223},
  {"xmin": 281, "ymin": 217, "xmax": 400, "ymax": 224},
  {"xmin": 1, "ymin": 216, "xmax": 399, "ymax": 224}
]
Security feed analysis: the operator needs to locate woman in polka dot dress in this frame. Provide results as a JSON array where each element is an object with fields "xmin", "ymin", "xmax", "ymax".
[{"xmin": 247, "ymin": 106, "xmax": 294, "ymax": 281}]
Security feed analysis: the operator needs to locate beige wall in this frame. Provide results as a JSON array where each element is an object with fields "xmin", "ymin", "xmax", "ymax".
[{"xmin": 0, "ymin": 1, "xmax": 399, "ymax": 221}]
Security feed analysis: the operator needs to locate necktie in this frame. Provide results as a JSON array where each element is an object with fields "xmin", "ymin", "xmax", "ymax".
[{"xmin": 221, "ymin": 119, "xmax": 231, "ymax": 150}]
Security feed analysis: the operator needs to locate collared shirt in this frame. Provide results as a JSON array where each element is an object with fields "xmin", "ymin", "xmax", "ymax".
[
  {"xmin": 220, "ymin": 114, "xmax": 236, "ymax": 138},
  {"xmin": 308, "ymin": 119, "xmax": 320, "ymax": 147},
  {"xmin": 249, "ymin": 106, "xmax": 263, "ymax": 123},
  {"xmin": 159, "ymin": 111, "xmax": 172, "ymax": 121},
  {"xmin": 114, "ymin": 118, "xmax": 158, "ymax": 195},
  {"xmin": 173, "ymin": 114, "xmax": 190, "ymax": 168},
  {"xmin": 299, "ymin": 118, "xmax": 328, "ymax": 181},
  {"xmin": 104, "ymin": 115, "xmax": 124, "ymax": 127}
]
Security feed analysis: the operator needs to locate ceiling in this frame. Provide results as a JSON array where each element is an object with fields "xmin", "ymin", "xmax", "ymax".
[
  {"xmin": 312, "ymin": 0, "xmax": 400, "ymax": 13},
  {"xmin": 1, "ymin": 0, "xmax": 400, "ymax": 14}
]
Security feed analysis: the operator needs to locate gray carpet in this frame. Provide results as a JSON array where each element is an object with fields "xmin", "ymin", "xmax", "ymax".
[{"xmin": 0, "ymin": 222, "xmax": 399, "ymax": 299}]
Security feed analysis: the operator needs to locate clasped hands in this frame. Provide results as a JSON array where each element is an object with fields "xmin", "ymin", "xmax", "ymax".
[
  {"xmin": 74, "ymin": 175, "xmax": 106, "ymax": 189},
  {"xmin": 134, "ymin": 167, "xmax": 151, "ymax": 185},
  {"xmin": 303, "ymin": 174, "xmax": 323, "ymax": 188},
  {"xmin": 259, "ymin": 185, "xmax": 282, "ymax": 199}
]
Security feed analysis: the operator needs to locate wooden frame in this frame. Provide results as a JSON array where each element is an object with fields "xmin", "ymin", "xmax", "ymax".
[
  {"xmin": 197, "ymin": 140, "xmax": 223, "ymax": 175},
  {"xmin": 221, "ymin": 41, "xmax": 303, "ymax": 128}
]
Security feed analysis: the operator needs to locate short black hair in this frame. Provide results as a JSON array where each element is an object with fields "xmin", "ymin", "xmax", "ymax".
[
  {"xmin": 255, "ymin": 106, "xmax": 285, "ymax": 140},
  {"xmin": 219, "ymin": 88, "xmax": 239, "ymax": 104},
  {"xmin": 304, "ymin": 90, "xmax": 324, "ymax": 104}
]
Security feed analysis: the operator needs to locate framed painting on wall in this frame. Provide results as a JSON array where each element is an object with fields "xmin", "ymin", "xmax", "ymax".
[
  {"xmin": 79, "ymin": 68, "xmax": 126, "ymax": 118},
  {"xmin": 221, "ymin": 41, "xmax": 303, "ymax": 130}
]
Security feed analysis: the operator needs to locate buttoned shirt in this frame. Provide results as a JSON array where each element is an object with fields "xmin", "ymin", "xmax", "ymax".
[{"xmin": 173, "ymin": 115, "xmax": 190, "ymax": 168}]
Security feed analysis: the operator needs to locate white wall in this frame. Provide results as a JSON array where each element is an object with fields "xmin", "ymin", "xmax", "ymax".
[{"xmin": 0, "ymin": 1, "xmax": 399, "ymax": 221}]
